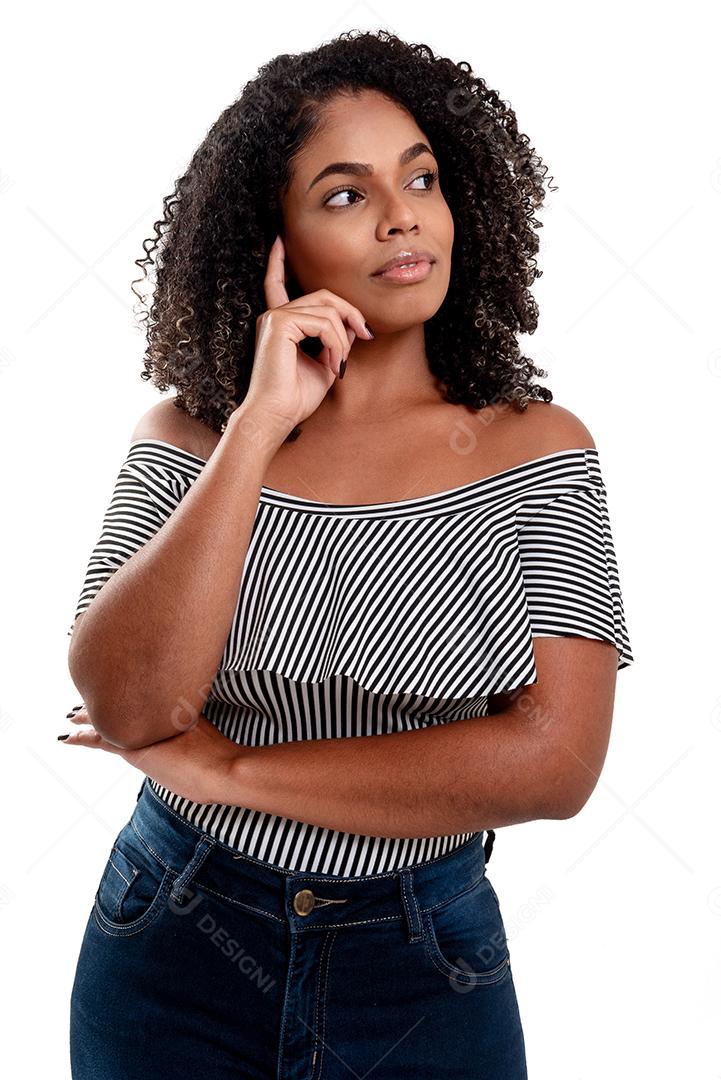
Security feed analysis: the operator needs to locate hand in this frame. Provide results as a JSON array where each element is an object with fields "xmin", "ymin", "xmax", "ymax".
[
  {"xmin": 241, "ymin": 233, "xmax": 375, "ymax": 434},
  {"xmin": 58, "ymin": 704, "xmax": 243, "ymax": 806}
]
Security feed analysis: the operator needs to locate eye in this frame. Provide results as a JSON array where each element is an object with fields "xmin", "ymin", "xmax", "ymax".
[{"xmin": 323, "ymin": 169, "xmax": 439, "ymax": 208}]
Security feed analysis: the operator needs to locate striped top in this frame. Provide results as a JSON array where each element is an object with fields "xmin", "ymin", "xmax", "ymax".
[{"xmin": 67, "ymin": 438, "xmax": 634, "ymax": 876}]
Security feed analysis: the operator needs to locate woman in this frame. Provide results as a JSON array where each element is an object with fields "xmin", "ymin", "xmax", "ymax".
[{"xmin": 62, "ymin": 29, "xmax": 634, "ymax": 1079}]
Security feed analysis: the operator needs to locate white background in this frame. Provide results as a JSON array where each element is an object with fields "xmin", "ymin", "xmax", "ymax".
[{"xmin": 2, "ymin": 1, "xmax": 719, "ymax": 1076}]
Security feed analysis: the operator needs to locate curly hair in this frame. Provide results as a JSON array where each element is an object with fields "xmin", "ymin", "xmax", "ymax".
[{"xmin": 131, "ymin": 28, "xmax": 557, "ymax": 442}]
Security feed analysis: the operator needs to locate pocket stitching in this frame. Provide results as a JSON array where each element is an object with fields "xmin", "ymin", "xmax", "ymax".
[
  {"xmin": 93, "ymin": 865, "xmax": 176, "ymax": 938},
  {"xmin": 93, "ymin": 822, "xmax": 178, "ymax": 938},
  {"xmin": 129, "ymin": 818, "xmax": 172, "ymax": 872},
  {"xmin": 104, "ymin": 850, "xmax": 140, "ymax": 921},
  {"xmin": 108, "ymin": 852, "xmax": 138, "ymax": 891},
  {"xmin": 421, "ymin": 875, "xmax": 511, "ymax": 985},
  {"xmin": 422, "ymin": 909, "xmax": 511, "ymax": 985}
]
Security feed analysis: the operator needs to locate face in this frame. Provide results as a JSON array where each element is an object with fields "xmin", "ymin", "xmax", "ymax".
[{"xmin": 280, "ymin": 90, "xmax": 454, "ymax": 334}]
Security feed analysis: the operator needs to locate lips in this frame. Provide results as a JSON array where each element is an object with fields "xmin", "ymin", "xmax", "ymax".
[{"xmin": 372, "ymin": 250, "xmax": 436, "ymax": 275}]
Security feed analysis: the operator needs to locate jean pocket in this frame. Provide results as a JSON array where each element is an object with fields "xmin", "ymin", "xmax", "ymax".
[
  {"xmin": 93, "ymin": 820, "xmax": 175, "ymax": 938},
  {"xmin": 421, "ymin": 872, "xmax": 511, "ymax": 987}
]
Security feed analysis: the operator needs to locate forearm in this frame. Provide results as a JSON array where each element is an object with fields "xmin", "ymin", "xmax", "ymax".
[
  {"xmin": 68, "ymin": 407, "xmax": 287, "ymax": 750},
  {"xmin": 219, "ymin": 705, "xmax": 561, "ymax": 838}
]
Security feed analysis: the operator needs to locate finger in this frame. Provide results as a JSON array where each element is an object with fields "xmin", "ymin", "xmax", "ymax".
[
  {"xmin": 317, "ymin": 326, "xmax": 356, "ymax": 373},
  {"xmin": 290, "ymin": 310, "xmax": 347, "ymax": 377},
  {"xmin": 263, "ymin": 234, "xmax": 290, "ymax": 311},
  {"xmin": 301, "ymin": 289, "xmax": 374, "ymax": 344},
  {"xmin": 58, "ymin": 726, "xmax": 111, "ymax": 749},
  {"xmin": 305, "ymin": 305, "xmax": 353, "ymax": 374},
  {"xmin": 317, "ymin": 308, "xmax": 358, "ymax": 377}
]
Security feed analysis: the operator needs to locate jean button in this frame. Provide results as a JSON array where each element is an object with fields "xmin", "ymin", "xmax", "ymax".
[{"xmin": 293, "ymin": 888, "xmax": 316, "ymax": 915}]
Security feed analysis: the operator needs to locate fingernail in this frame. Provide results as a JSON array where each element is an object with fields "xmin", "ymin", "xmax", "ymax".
[
  {"xmin": 57, "ymin": 734, "xmax": 70, "ymax": 741},
  {"xmin": 339, "ymin": 358, "xmax": 347, "ymax": 379},
  {"xmin": 364, "ymin": 321, "xmax": 375, "ymax": 338}
]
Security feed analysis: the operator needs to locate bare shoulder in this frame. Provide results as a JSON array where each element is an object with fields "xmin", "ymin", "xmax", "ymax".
[
  {"xmin": 130, "ymin": 398, "xmax": 220, "ymax": 460},
  {"xmin": 503, "ymin": 400, "xmax": 596, "ymax": 454}
]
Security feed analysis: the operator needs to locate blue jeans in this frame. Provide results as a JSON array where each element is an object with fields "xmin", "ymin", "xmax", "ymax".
[{"xmin": 70, "ymin": 777, "xmax": 527, "ymax": 1078}]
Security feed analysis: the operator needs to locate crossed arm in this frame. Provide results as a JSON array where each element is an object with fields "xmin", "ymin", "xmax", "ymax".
[{"xmin": 61, "ymin": 636, "xmax": 618, "ymax": 838}]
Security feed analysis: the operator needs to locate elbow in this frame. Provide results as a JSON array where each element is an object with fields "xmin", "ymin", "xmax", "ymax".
[
  {"xmin": 94, "ymin": 719, "xmax": 152, "ymax": 751},
  {"xmin": 535, "ymin": 727, "xmax": 609, "ymax": 820},
  {"xmin": 74, "ymin": 697, "xmax": 146, "ymax": 750},
  {"xmin": 85, "ymin": 696, "xmax": 182, "ymax": 750},
  {"xmin": 109, "ymin": 731, "xmax": 163, "ymax": 751},
  {"xmin": 548, "ymin": 781, "xmax": 595, "ymax": 820},
  {"xmin": 552, "ymin": 799, "xmax": 584, "ymax": 820},
  {"xmin": 537, "ymin": 766, "xmax": 595, "ymax": 821},
  {"xmin": 69, "ymin": 639, "xmax": 172, "ymax": 749},
  {"xmin": 67, "ymin": 659, "xmax": 132, "ymax": 748},
  {"xmin": 69, "ymin": 687, "xmax": 198, "ymax": 751},
  {"xmin": 67, "ymin": 675, "xmax": 157, "ymax": 751}
]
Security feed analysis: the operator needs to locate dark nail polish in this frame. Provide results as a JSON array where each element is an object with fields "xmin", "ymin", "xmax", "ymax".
[
  {"xmin": 364, "ymin": 321, "xmax": 375, "ymax": 338},
  {"xmin": 57, "ymin": 734, "xmax": 70, "ymax": 741},
  {"xmin": 339, "ymin": 358, "xmax": 347, "ymax": 379}
]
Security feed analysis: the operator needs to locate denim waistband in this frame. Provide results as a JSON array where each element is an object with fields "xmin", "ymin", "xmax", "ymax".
[{"xmin": 130, "ymin": 778, "xmax": 492, "ymax": 942}]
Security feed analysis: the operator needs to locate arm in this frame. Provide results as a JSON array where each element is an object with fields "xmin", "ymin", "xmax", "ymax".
[
  {"xmin": 68, "ymin": 404, "xmax": 288, "ymax": 750},
  {"xmin": 210, "ymin": 636, "xmax": 620, "ymax": 837},
  {"xmin": 63, "ymin": 632, "xmax": 619, "ymax": 835}
]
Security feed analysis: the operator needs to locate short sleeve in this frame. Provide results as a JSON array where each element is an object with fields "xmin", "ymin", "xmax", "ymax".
[
  {"xmin": 516, "ymin": 482, "xmax": 634, "ymax": 669},
  {"xmin": 68, "ymin": 451, "xmax": 192, "ymax": 633}
]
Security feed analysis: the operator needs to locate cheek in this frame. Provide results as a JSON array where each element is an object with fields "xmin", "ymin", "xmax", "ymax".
[
  {"xmin": 296, "ymin": 236, "xmax": 369, "ymax": 293},
  {"xmin": 439, "ymin": 201, "xmax": 455, "ymax": 247}
]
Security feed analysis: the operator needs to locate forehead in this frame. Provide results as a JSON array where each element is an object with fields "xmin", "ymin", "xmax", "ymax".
[{"xmin": 292, "ymin": 92, "xmax": 430, "ymax": 175}]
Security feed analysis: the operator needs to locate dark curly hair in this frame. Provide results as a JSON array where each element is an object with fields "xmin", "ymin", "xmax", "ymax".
[{"xmin": 131, "ymin": 28, "xmax": 557, "ymax": 442}]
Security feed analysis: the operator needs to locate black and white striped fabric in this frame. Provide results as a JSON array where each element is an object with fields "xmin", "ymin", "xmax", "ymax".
[{"xmin": 67, "ymin": 439, "xmax": 634, "ymax": 875}]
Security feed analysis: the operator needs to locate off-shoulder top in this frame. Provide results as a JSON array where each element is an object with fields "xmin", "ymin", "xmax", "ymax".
[{"xmin": 66, "ymin": 438, "xmax": 634, "ymax": 876}]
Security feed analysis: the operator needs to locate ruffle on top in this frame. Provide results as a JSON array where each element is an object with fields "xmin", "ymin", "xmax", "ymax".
[{"xmin": 68, "ymin": 439, "xmax": 634, "ymax": 702}]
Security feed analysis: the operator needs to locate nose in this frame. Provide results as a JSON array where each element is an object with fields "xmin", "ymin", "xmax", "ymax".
[{"xmin": 376, "ymin": 194, "xmax": 420, "ymax": 236}]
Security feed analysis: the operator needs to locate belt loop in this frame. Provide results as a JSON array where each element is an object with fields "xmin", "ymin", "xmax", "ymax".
[
  {"xmin": 484, "ymin": 829, "xmax": 496, "ymax": 863},
  {"xmin": 398, "ymin": 867, "xmax": 423, "ymax": 944},
  {"xmin": 170, "ymin": 835, "xmax": 215, "ymax": 906}
]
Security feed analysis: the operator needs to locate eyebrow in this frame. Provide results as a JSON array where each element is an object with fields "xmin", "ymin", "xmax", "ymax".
[{"xmin": 306, "ymin": 142, "xmax": 436, "ymax": 193}]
